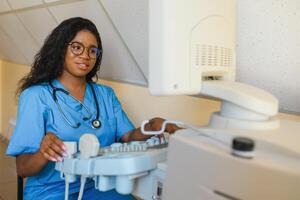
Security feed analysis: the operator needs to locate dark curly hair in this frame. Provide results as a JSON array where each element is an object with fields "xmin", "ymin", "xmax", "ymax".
[{"xmin": 17, "ymin": 17, "xmax": 102, "ymax": 96}]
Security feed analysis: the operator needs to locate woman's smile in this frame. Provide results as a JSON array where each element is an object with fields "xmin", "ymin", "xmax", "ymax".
[{"xmin": 75, "ymin": 61, "xmax": 90, "ymax": 70}]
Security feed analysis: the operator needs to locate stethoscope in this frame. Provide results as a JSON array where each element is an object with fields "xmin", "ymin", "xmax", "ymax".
[{"xmin": 49, "ymin": 81, "xmax": 101, "ymax": 129}]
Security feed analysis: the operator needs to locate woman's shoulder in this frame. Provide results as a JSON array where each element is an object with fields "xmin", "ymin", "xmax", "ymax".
[{"xmin": 19, "ymin": 82, "xmax": 50, "ymax": 100}]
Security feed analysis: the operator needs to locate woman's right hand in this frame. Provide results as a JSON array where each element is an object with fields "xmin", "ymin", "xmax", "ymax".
[{"xmin": 39, "ymin": 132, "xmax": 67, "ymax": 162}]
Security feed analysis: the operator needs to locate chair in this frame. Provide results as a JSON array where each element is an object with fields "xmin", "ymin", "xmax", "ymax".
[{"xmin": 17, "ymin": 176, "xmax": 23, "ymax": 200}]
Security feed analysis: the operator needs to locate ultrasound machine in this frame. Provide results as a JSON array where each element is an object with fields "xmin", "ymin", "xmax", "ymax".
[{"xmin": 56, "ymin": 0, "xmax": 300, "ymax": 199}]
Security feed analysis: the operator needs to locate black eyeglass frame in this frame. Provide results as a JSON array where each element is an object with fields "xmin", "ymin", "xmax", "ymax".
[{"xmin": 68, "ymin": 41, "xmax": 101, "ymax": 59}]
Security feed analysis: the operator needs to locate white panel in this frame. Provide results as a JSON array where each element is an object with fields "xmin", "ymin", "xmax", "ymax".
[
  {"xmin": 0, "ymin": 28, "xmax": 28, "ymax": 64},
  {"xmin": 49, "ymin": 0, "xmax": 146, "ymax": 85},
  {"xmin": 17, "ymin": 8, "xmax": 57, "ymax": 45},
  {"xmin": 99, "ymin": 0, "xmax": 148, "ymax": 78},
  {"xmin": 0, "ymin": 14, "xmax": 39, "ymax": 64},
  {"xmin": 7, "ymin": 0, "xmax": 43, "ymax": 10},
  {"xmin": 237, "ymin": 0, "xmax": 300, "ymax": 114},
  {"xmin": 0, "ymin": 0, "xmax": 11, "ymax": 13}
]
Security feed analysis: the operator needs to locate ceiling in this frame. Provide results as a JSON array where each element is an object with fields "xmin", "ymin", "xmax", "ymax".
[{"xmin": 0, "ymin": 0, "xmax": 148, "ymax": 86}]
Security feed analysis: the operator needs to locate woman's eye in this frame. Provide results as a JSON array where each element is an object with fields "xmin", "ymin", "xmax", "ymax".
[
  {"xmin": 90, "ymin": 48, "xmax": 97, "ymax": 54},
  {"xmin": 73, "ymin": 45, "xmax": 82, "ymax": 50}
]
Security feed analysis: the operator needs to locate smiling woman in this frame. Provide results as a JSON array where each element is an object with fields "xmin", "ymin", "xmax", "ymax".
[
  {"xmin": 64, "ymin": 31, "xmax": 98, "ymax": 76},
  {"xmin": 5, "ymin": 17, "xmax": 180, "ymax": 200},
  {"xmin": 61, "ymin": 30, "xmax": 99, "ymax": 101}
]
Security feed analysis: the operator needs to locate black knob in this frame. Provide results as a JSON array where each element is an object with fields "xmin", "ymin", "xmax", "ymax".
[{"xmin": 232, "ymin": 137, "xmax": 255, "ymax": 152}]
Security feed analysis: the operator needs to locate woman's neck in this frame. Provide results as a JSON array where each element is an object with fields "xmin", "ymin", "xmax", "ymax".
[{"xmin": 58, "ymin": 74, "xmax": 86, "ymax": 101}]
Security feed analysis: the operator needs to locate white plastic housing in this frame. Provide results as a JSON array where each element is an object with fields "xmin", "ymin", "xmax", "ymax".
[
  {"xmin": 202, "ymin": 80, "xmax": 279, "ymax": 129},
  {"xmin": 64, "ymin": 141, "xmax": 77, "ymax": 158},
  {"xmin": 148, "ymin": 0, "xmax": 279, "ymax": 126},
  {"xmin": 149, "ymin": 0, "xmax": 236, "ymax": 95},
  {"xmin": 79, "ymin": 134, "xmax": 100, "ymax": 159},
  {"xmin": 116, "ymin": 176, "xmax": 134, "ymax": 195},
  {"xmin": 163, "ymin": 123, "xmax": 300, "ymax": 200}
]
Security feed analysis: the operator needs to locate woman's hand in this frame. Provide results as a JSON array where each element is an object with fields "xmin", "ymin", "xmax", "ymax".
[
  {"xmin": 122, "ymin": 117, "xmax": 182, "ymax": 142},
  {"xmin": 39, "ymin": 132, "xmax": 67, "ymax": 162},
  {"xmin": 147, "ymin": 117, "xmax": 181, "ymax": 134},
  {"xmin": 16, "ymin": 132, "xmax": 67, "ymax": 177}
]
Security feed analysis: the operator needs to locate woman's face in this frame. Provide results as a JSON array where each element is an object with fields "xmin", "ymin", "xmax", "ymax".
[{"xmin": 63, "ymin": 30, "xmax": 99, "ymax": 80}]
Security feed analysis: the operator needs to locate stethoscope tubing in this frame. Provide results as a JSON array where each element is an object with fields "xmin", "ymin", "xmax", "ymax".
[{"xmin": 49, "ymin": 81, "xmax": 101, "ymax": 129}]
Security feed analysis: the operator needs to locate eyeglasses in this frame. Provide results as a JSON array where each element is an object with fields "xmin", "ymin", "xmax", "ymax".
[{"xmin": 68, "ymin": 41, "xmax": 101, "ymax": 59}]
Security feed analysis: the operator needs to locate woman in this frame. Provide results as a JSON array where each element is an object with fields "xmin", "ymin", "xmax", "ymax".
[{"xmin": 6, "ymin": 17, "xmax": 179, "ymax": 200}]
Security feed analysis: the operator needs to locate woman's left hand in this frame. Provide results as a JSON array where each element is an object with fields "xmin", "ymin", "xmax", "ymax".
[
  {"xmin": 122, "ymin": 117, "xmax": 182, "ymax": 142},
  {"xmin": 147, "ymin": 117, "xmax": 181, "ymax": 134}
]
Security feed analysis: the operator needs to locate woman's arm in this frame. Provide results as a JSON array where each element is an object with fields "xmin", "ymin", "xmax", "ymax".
[
  {"xmin": 16, "ymin": 132, "xmax": 66, "ymax": 177},
  {"xmin": 121, "ymin": 117, "xmax": 181, "ymax": 143},
  {"xmin": 16, "ymin": 151, "xmax": 48, "ymax": 177}
]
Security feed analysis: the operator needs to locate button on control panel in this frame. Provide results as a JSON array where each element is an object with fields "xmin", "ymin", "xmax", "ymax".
[{"xmin": 99, "ymin": 135, "xmax": 168, "ymax": 154}]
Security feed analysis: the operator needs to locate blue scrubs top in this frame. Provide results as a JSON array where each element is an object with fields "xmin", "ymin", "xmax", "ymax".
[{"xmin": 6, "ymin": 80, "xmax": 135, "ymax": 200}]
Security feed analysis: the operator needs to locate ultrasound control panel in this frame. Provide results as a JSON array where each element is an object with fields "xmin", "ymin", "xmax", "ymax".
[
  {"xmin": 99, "ymin": 136, "xmax": 168, "ymax": 154},
  {"xmin": 55, "ymin": 135, "xmax": 168, "ymax": 196}
]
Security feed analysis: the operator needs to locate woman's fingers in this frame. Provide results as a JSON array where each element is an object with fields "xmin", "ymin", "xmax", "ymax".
[
  {"xmin": 48, "ymin": 135, "xmax": 66, "ymax": 155},
  {"xmin": 45, "ymin": 139, "xmax": 66, "ymax": 158},
  {"xmin": 166, "ymin": 123, "xmax": 181, "ymax": 134},
  {"xmin": 45, "ymin": 148, "xmax": 63, "ymax": 162},
  {"xmin": 149, "ymin": 117, "xmax": 182, "ymax": 134},
  {"xmin": 40, "ymin": 132, "xmax": 67, "ymax": 161},
  {"xmin": 47, "ymin": 133, "xmax": 66, "ymax": 151},
  {"xmin": 42, "ymin": 151, "xmax": 60, "ymax": 162},
  {"xmin": 149, "ymin": 117, "xmax": 165, "ymax": 131}
]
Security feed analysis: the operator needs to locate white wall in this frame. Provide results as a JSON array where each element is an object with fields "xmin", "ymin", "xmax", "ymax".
[
  {"xmin": 99, "ymin": 80, "xmax": 221, "ymax": 127},
  {"xmin": 0, "ymin": 60, "xmax": 221, "ymax": 137},
  {"xmin": 237, "ymin": 0, "xmax": 300, "ymax": 114},
  {"xmin": 0, "ymin": 59, "xmax": 299, "ymax": 140},
  {"xmin": 0, "ymin": 60, "xmax": 30, "ymax": 137}
]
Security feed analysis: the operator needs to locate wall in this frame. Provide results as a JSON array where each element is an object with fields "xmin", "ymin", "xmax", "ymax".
[
  {"xmin": 99, "ymin": 80, "xmax": 221, "ymax": 126},
  {"xmin": 0, "ymin": 60, "xmax": 299, "ymax": 138},
  {"xmin": 0, "ymin": 60, "xmax": 2, "ymax": 132},
  {"xmin": 0, "ymin": 60, "xmax": 222, "ymax": 137},
  {"xmin": 237, "ymin": 0, "xmax": 300, "ymax": 114},
  {"xmin": 0, "ymin": 60, "xmax": 30, "ymax": 136}
]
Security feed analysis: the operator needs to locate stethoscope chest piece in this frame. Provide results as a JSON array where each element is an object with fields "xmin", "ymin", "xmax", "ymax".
[{"xmin": 92, "ymin": 119, "xmax": 101, "ymax": 129}]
